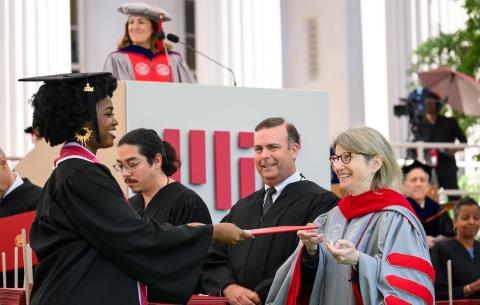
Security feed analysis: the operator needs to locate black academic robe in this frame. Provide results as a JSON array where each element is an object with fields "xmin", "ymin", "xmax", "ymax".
[
  {"xmin": 129, "ymin": 181, "xmax": 212, "ymax": 299},
  {"xmin": 0, "ymin": 178, "xmax": 41, "ymax": 217},
  {"xmin": 201, "ymin": 180, "xmax": 338, "ymax": 303},
  {"xmin": 129, "ymin": 182, "xmax": 212, "ymax": 226},
  {"xmin": 30, "ymin": 158, "xmax": 212, "ymax": 305},
  {"xmin": 407, "ymin": 197, "xmax": 455, "ymax": 238},
  {"xmin": 431, "ymin": 239, "xmax": 480, "ymax": 300}
]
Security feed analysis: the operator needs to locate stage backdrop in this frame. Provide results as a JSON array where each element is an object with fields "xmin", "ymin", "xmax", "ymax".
[{"xmin": 16, "ymin": 81, "xmax": 330, "ymax": 223}]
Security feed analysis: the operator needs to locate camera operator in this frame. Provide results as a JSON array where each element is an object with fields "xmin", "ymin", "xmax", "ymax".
[{"xmin": 419, "ymin": 91, "xmax": 467, "ymax": 197}]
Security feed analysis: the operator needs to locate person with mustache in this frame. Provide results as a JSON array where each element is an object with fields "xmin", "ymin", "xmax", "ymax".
[
  {"xmin": 115, "ymin": 128, "xmax": 212, "ymax": 299},
  {"xmin": 201, "ymin": 117, "xmax": 339, "ymax": 305},
  {"xmin": 20, "ymin": 72, "xmax": 251, "ymax": 305}
]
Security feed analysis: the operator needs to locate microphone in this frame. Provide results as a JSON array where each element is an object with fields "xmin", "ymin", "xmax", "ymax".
[{"xmin": 166, "ymin": 33, "xmax": 237, "ymax": 86}]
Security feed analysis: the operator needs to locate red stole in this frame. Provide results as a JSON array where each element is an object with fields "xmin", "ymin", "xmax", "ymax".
[
  {"xmin": 125, "ymin": 52, "xmax": 174, "ymax": 82},
  {"xmin": 53, "ymin": 143, "xmax": 148, "ymax": 305},
  {"xmin": 338, "ymin": 188, "xmax": 414, "ymax": 221}
]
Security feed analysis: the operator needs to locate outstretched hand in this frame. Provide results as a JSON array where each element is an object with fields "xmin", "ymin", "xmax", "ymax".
[
  {"xmin": 212, "ymin": 223, "xmax": 254, "ymax": 244},
  {"xmin": 325, "ymin": 239, "xmax": 359, "ymax": 265}
]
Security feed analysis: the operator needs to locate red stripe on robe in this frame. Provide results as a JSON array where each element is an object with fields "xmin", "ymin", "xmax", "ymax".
[
  {"xmin": 384, "ymin": 295, "xmax": 412, "ymax": 305},
  {"xmin": 386, "ymin": 252, "xmax": 435, "ymax": 283},
  {"xmin": 386, "ymin": 275, "xmax": 433, "ymax": 305}
]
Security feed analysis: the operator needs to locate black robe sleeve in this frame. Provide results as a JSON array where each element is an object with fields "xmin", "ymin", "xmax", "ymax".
[{"xmin": 31, "ymin": 161, "xmax": 212, "ymax": 304}]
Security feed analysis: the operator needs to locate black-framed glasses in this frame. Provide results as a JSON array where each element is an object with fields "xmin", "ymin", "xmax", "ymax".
[
  {"xmin": 113, "ymin": 159, "xmax": 145, "ymax": 173},
  {"xmin": 329, "ymin": 152, "xmax": 365, "ymax": 166}
]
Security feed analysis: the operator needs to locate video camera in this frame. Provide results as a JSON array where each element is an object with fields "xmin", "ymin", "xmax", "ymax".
[{"xmin": 394, "ymin": 87, "xmax": 436, "ymax": 140}]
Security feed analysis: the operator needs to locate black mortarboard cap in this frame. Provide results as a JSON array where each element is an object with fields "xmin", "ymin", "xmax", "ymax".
[
  {"xmin": 402, "ymin": 160, "xmax": 432, "ymax": 179},
  {"xmin": 19, "ymin": 72, "xmax": 113, "ymax": 143}
]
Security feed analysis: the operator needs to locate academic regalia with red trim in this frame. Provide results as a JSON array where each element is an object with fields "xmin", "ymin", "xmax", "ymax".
[{"xmin": 266, "ymin": 189, "xmax": 435, "ymax": 305}]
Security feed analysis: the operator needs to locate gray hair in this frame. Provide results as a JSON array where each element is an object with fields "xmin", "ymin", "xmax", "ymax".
[{"xmin": 333, "ymin": 126, "xmax": 403, "ymax": 193}]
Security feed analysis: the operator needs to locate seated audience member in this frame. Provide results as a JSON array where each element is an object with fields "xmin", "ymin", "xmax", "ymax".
[
  {"xmin": 201, "ymin": 117, "xmax": 338, "ymax": 305},
  {"xmin": 402, "ymin": 160, "xmax": 455, "ymax": 248},
  {"xmin": 431, "ymin": 197, "xmax": 480, "ymax": 300},
  {"xmin": 116, "ymin": 128, "xmax": 212, "ymax": 298},
  {"xmin": 0, "ymin": 147, "xmax": 41, "ymax": 217},
  {"xmin": 268, "ymin": 127, "xmax": 433, "ymax": 305},
  {"xmin": 104, "ymin": 2, "xmax": 195, "ymax": 83},
  {"xmin": 0, "ymin": 147, "xmax": 42, "ymax": 288}
]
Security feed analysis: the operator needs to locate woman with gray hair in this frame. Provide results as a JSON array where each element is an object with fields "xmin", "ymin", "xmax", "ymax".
[{"xmin": 266, "ymin": 127, "xmax": 434, "ymax": 305}]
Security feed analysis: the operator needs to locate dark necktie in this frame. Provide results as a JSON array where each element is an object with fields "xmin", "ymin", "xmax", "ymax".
[{"xmin": 263, "ymin": 187, "xmax": 277, "ymax": 216}]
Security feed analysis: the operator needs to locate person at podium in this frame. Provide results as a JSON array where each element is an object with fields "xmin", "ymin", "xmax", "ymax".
[
  {"xmin": 19, "ymin": 72, "xmax": 251, "ymax": 305},
  {"xmin": 103, "ymin": 2, "xmax": 195, "ymax": 83}
]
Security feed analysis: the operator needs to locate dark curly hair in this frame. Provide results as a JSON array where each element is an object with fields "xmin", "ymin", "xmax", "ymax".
[
  {"xmin": 118, "ymin": 128, "xmax": 180, "ymax": 176},
  {"xmin": 31, "ymin": 75, "xmax": 117, "ymax": 146}
]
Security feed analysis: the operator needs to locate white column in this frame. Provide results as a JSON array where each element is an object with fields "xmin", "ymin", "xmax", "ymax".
[
  {"xmin": 195, "ymin": 0, "xmax": 282, "ymax": 88},
  {"xmin": 360, "ymin": 0, "xmax": 389, "ymax": 137},
  {"xmin": 0, "ymin": 0, "xmax": 71, "ymax": 157}
]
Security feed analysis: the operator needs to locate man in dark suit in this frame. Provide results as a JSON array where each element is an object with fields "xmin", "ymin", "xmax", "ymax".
[
  {"xmin": 0, "ymin": 147, "xmax": 41, "ymax": 218},
  {"xmin": 202, "ymin": 117, "xmax": 339, "ymax": 305}
]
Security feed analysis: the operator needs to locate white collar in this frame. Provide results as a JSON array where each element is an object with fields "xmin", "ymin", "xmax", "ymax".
[
  {"xmin": 264, "ymin": 170, "xmax": 302, "ymax": 198},
  {"xmin": 3, "ymin": 172, "xmax": 23, "ymax": 199}
]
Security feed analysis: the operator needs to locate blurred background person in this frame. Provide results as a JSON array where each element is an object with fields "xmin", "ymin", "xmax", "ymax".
[
  {"xmin": 421, "ymin": 90, "xmax": 466, "ymax": 196},
  {"xmin": 267, "ymin": 127, "xmax": 433, "ymax": 305},
  {"xmin": 0, "ymin": 146, "xmax": 41, "ymax": 218},
  {"xmin": 104, "ymin": 2, "xmax": 195, "ymax": 83},
  {"xmin": 431, "ymin": 197, "xmax": 480, "ymax": 300},
  {"xmin": 402, "ymin": 160, "xmax": 455, "ymax": 248}
]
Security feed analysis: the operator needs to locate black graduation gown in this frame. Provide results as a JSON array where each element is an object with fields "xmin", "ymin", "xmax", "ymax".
[
  {"xmin": 30, "ymin": 158, "xmax": 212, "ymax": 305},
  {"xmin": 0, "ymin": 178, "xmax": 41, "ymax": 217},
  {"xmin": 201, "ymin": 180, "xmax": 338, "ymax": 303},
  {"xmin": 407, "ymin": 197, "xmax": 455, "ymax": 238},
  {"xmin": 129, "ymin": 182, "xmax": 212, "ymax": 226},
  {"xmin": 129, "ymin": 181, "xmax": 212, "ymax": 299},
  {"xmin": 431, "ymin": 239, "xmax": 480, "ymax": 300}
]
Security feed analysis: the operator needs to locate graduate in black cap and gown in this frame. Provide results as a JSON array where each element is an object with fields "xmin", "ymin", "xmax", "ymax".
[
  {"xmin": 20, "ymin": 72, "xmax": 251, "ymax": 305},
  {"xmin": 402, "ymin": 160, "xmax": 455, "ymax": 248}
]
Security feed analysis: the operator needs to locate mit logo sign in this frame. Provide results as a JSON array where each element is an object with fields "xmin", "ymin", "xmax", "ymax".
[{"xmin": 163, "ymin": 129, "xmax": 256, "ymax": 211}]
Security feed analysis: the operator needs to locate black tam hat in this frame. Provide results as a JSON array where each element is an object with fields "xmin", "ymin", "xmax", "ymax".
[
  {"xmin": 402, "ymin": 160, "xmax": 432, "ymax": 181},
  {"xmin": 19, "ymin": 72, "xmax": 113, "ymax": 144}
]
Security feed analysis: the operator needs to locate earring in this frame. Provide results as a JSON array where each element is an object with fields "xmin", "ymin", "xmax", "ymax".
[{"xmin": 75, "ymin": 127, "xmax": 93, "ymax": 146}]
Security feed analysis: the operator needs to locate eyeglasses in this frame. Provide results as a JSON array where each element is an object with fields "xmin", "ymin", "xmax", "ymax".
[
  {"xmin": 329, "ymin": 152, "xmax": 366, "ymax": 166},
  {"xmin": 113, "ymin": 159, "xmax": 144, "ymax": 173}
]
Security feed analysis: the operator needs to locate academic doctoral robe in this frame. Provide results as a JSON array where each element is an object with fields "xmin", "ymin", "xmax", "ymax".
[
  {"xmin": 129, "ymin": 181, "xmax": 212, "ymax": 299},
  {"xmin": 266, "ymin": 193, "xmax": 435, "ymax": 305},
  {"xmin": 431, "ymin": 238, "xmax": 480, "ymax": 300},
  {"xmin": 201, "ymin": 180, "xmax": 338, "ymax": 303},
  {"xmin": 129, "ymin": 181, "xmax": 212, "ymax": 226},
  {"xmin": 103, "ymin": 45, "xmax": 195, "ymax": 83},
  {"xmin": 0, "ymin": 178, "xmax": 41, "ymax": 217},
  {"xmin": 30, "ymin": 157, "xmax": 212, "ymax": 305},
  {"xmin": 407, "ymin": 197, "xmax": 455, "ymax": 238}
]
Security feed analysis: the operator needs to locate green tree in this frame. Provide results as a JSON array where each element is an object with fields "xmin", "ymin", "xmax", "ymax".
[{"xmin": 410, "ymin": 0, "xmax": 480, "ymax": 134}]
